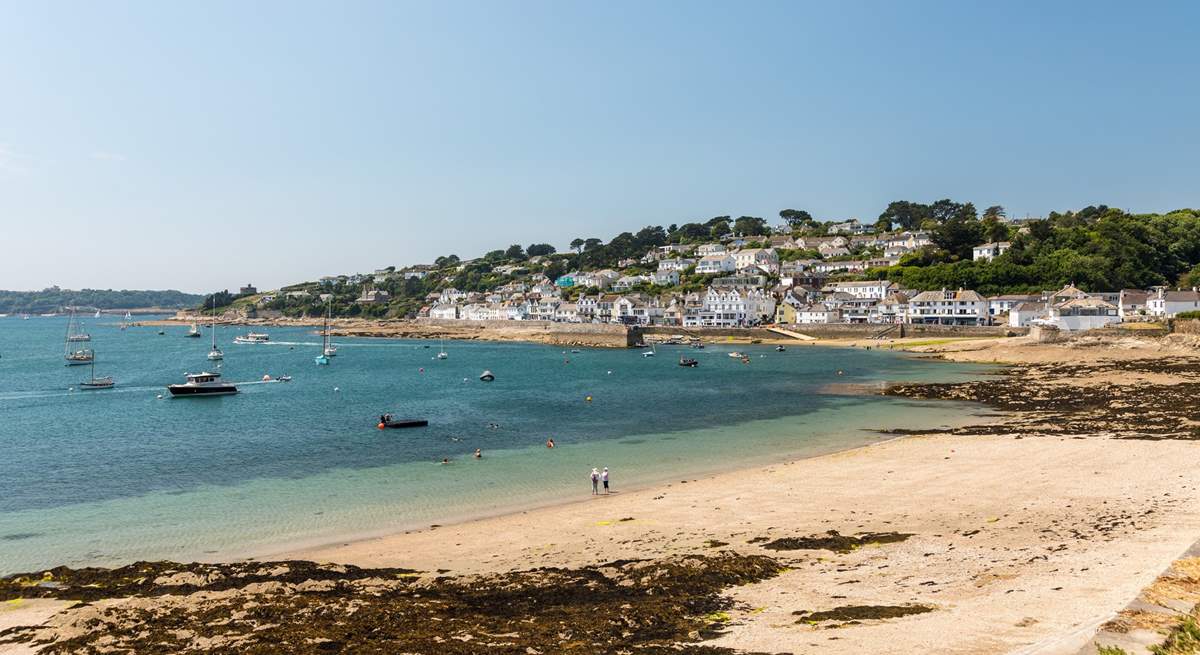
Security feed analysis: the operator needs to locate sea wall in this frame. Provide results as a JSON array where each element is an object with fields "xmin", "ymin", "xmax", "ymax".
[
  {"xmin": 1170, "ymin": 319, "xmax": 1200, "ymax": 335},
  {"xmin": 639, "ymin": 324, "xmax": 1026, "ymax": 340},
  {"xmin": 416, "ymin": 319, "xmax": 636, "ymax": 348}
]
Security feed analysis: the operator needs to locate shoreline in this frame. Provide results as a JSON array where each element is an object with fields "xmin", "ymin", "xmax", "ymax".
[{"xmin": 6, "ymin": 333, "xmax": 1200, "ymax": 653}]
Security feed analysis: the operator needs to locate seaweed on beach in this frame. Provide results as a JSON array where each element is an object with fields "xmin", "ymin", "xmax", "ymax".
[
  {"xmin": 760, "ymin": 530, "xmax": 912, "ymax": 553},
  {"xmin": 794, "ymin": 604, "xmax": 934, "ymax": 627},
  {"xmin": 0, "ymin": 553, "xmax": 786, "ymax": 655},
  {"xmin": 884, "ymin": 356, "xmax": 1200, "ymax": 440}
]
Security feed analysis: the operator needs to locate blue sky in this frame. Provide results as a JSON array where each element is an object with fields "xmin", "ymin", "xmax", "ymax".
[{"xmin": 2, "ymin": 1, "xmax": 1197, "ymax": 293}]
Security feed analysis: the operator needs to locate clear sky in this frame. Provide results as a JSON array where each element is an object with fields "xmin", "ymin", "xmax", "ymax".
[{"xmin": 2, "ymin": 1, "xmax": 1197, "ymax": 293}]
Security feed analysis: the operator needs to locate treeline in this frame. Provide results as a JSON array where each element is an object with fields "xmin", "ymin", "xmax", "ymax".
[
  {"xmin": 880, "ymin": 206, "xmax": 1200, "ymax": 294},
  {"xmin": 0, "ymin": 288, "xmax": 203, "ymax": 314}
]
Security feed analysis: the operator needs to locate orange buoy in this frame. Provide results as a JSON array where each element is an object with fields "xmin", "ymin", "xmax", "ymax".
[{"xmin": 377, "ymin": 422, "xmax": 386, "ymax": 430}]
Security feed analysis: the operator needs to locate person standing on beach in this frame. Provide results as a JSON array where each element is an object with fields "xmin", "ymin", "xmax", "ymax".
[
  {"xmin": 590, "ymin": 468, "xmax": 600, "ymax": 495},
  {"xmin": 601, "ymin": 467, "xmax": 610, "ymax": 494}
]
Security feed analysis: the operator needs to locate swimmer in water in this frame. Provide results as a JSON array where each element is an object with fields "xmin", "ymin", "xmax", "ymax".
[
  {"xmin": 440, "ymin": 457, "xmax": 451, "ymax": 465},
  {"xmin": 474, "ymin": 448, "xmax": 482, "ymax": 459},
  {"xmin": 546, "ymin": 438, "xmax": 555, "ymax": 448}
]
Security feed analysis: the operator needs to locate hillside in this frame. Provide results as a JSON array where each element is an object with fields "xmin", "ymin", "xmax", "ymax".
[{"xmin": 0, "ymin": 288, "xmax": 204, "ymax": 314}]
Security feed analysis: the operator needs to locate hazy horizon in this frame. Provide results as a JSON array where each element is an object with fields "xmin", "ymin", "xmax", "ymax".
[{"xmin": 3, "ymin": 1, "xmax": 1198, "ymax": 294}]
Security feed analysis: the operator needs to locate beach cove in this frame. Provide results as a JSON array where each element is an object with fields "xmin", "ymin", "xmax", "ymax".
[{"xmin": 5, "ymin": 328, "xmax": 1200, "ymax": 653}]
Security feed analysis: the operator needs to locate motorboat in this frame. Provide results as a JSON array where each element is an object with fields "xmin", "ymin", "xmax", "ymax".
[
  {"xmin": 479, "ymin": 370, "xmax": 495, "ymax": 382},
  {"xmin": 776, "ymin": 345, "xmax": 786, "ymax": 352},
  {"xmin": 167, "ymin": 371, "xmax": 238, "ymax": 397},
  {"xmin": 728, "ymin": 351, "xmax": 744, "ymax": 358},
  {"xmin": 678, "ymin": 357, "xmax": 699, "ymax": 368},
  {"xmin": 234, "ymin": 332, "xmax": 270, "ymax": 344},
  {"xmin": 186, "ymin": 322, "xmax": 202, "ymax": 338}
]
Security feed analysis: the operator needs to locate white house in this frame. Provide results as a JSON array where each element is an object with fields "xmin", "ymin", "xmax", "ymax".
[
  {"xmin": 1118, "ymin": 289, "xmax": 1150, "ymax": 318},
  {"xmin": 696, "ymin": 254, "xmax": 737, "ymax": 274},
  {"xmin": 873, "ymin": 292, "xmax": 910, "ymax": 324},
  {"xmin": 824, "ymin": 280, "xmax": 894, "ymax": 300},
  {"xmin": 1040, "ymin": 297, "xmax": 1120, "ymax": 331},
  {"xmin": 682, "ymin": 287, "xmax": 775, "ymax": 326},
  {"xmin": 972, "ymin": 242, "xmax": 1011, "ymax": 261},
  {"xmin": 1147, "ymin": 289, "xmax": 1200, "ymax": 317},
  {"xmin": 429, "ymin": 303, "xmax": 459, "ymax": 320},
  {"xmin": 796, "ymin": 303, "xmax": 841, "ymax": 324},
  {"xmin": 987, "ymin": 294, "xmax": 1040, "ymax": 317},
  {"xmin": 653, "ymin": 270, "xmax": 680, "ymax": 286},
  {"xmin": 696, "ymin": 243, "xmax": 727, "ymax": 256},
  {"xmin": 613, "ymin": 275, "xmax": 652, "ymax": 292},
  {"xmin": 439, "ymin": 288, "xmax": 466, "ymax": 304},
  {"xmin": 907, "ymin": 288, "xmax": 988, "ymax": 325},
  {"xmin": 554, "ymin": 303, "xmax": 580, "ymax": 322},
  {"xmin": 732, "ymin": 248, "xmax": 779, "ymax": 274},
  {"xmin": 657, "ymin": 258, "xmax": 695, "ymax": 272},
  {"xmin": 1008, "ymin": 301, "xmax": 1045, "ymax": 328}
]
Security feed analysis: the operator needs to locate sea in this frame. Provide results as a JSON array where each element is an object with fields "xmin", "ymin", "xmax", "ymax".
[{"xmin": 0, "ymin": 315, "xmax": 995, "ymax": 574}]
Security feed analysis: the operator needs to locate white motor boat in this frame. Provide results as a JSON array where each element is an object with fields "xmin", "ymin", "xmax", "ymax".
[{"xmin": 234, "ymin": 332, "xmax": 270, "ymax": 344}]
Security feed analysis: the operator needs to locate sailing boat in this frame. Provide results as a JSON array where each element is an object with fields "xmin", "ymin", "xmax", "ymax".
[
  {"xmin": 315, "ymin": 299, "xmax": 332, "ymax": 365},
  {"xmin": 94, "ymin": 310, "xmax": 101, "ymax": 319},
  {"xmin": 186, "ymin": 321, "xmax": 202, "ymax": 338},
  {"xmin": 322, "ymin": 297, "xmax": 337, "ymax": 358},
  {"xmin": 66, "ymin": 308, "xmax": 91, "ymax": 342},
  {"xmin": 642, "ymin": 342, "xmax": 656, "ymax": 357},
  {"xmin": 207, "ymin": 297, "xmax": 223, "ymax": 361},
  {"xmin": 436, "ymin": 337, "xmax": 447, "ymax": 360},
  {"xmin": 64, "ymin": 310, "xmax": 94, "ymax": 365},
  {"xmin": 79, "ymin": 354, "xmax": 114, "ymax": 389}
]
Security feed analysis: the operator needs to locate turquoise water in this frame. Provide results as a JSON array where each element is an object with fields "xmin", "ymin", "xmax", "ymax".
[{"xmin": 0, "ymin": 316, "xmax": 993, "ymax": 574}]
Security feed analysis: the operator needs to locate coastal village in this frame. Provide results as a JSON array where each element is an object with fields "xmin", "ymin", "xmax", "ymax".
[{"xmin": 222, "ymin": 209, "xmax": 1200, "ymax": 335}]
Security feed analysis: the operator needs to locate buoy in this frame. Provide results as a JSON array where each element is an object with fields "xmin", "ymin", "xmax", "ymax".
[
  {"xmin": 377, "ymin": 422, "xmax": 386, "ymax": 430},
  {"xmin": 156, "ymin": 394, "xmax": 163, "ymax": 399},
  {"xmin": 334, "ymin": 387, "xmax": 340, "ymax": 392},
  {"xmin": 607, "ymin": 370, "xmax": 612, "ymax": 375},
  {"xmin": 586, "ymin": 395, "xmax": 592, "ymax": 402},
  {"xmin": 463, "ymin": 378, "xmax": 468, "ymax": 383},
  {"xmin": 262, "ymin": 374, "xmax": 272, "ymax": 381},
  {"xmin": 68, "ymin": 387, "xmax": 75, "ymax": 391}
]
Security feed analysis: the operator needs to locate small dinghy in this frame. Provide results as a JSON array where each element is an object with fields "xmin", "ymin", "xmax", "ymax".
[
  {"xmin": 678, "ymin": 357, "xmax": 698, "ymax": 368},
  {"xmin": 377, "ymin": 414, "xmax": 429, "ymax": 429},
  {"xmin": 479, "ymin": 370, "xmax": 495, "ymax": 382},
  {"xmin": 776, "ymin": 345, "xmax": 786, "ymax": 352}
]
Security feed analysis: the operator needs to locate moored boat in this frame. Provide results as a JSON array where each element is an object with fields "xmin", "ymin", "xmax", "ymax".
[
  {"xmin": 79, "ymin": 357, "xmax": 114, "ymax": 389},
  {"xmin": 479, "ymin": 370, "xmax": 495, "ymax": 382},
  {"xmin": 233, "ymin": 332, "xmax": 269, "ymax": 344},
  {"xmin": 678, "ymin": 357, "xmax": 699, "ymax": 367},
  {"xmin": 167, "ymin": 371, "xmax": 238, "ymax": 396}
]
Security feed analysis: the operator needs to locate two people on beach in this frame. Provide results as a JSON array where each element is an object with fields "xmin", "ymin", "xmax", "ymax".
[{"xmin": 590, "ymin": 467, "xmax": 610, "ymax": 495}]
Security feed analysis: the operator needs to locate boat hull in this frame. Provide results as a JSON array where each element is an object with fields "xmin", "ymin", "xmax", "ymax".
[
  {"xmin": 167, "ymin": 385, "xmax": 238, "ymax": 397},
  {"xmin": 80, "ymin": 382, "xmax": 114, "ymax": 390},
  {"xmin": 65, "ymin": 359, "xmax": 93, "ymax": 366},
  {"xmin": 381, "ymin": 419, "xmax": 429, "ymax": 429}
]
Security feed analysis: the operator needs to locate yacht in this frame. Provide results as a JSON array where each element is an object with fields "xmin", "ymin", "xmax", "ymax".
[
  {"xmin": 321, "ymin": 298, "xmax": 336, "ymax": 358},
  {"xmin": 234, "ymin": 332, "xmax": 270, "ymax": 344},
  {"xmin": 65, "ymin": 309, "xmax": 90, "ymax": 342},
  {"xmin": 79, "ymin": 357, "xmax": 114, "ymax": 389},
  {"xmin": 436, "ymin": 337, "xmax": 447, "ymax": 360},
  {"xmin": 207, "ymin": 297, "xmax": 223, "ymax": 361},
  {"xmin": 64, "ymin": 310, "xmax": 94, "ymax": 365},
  {"xmin": 167, "ymin": 371, "xmax": 238, "ymax": 397}
]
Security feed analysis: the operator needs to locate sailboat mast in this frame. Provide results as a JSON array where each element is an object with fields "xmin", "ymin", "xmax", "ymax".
[
  {"xmin": 211, "ymin": 295, "xmax": 217, "ymax": 349},
  {"xmin": 64, "ymin": 308, "xmax": 73, "ymax": 356}
]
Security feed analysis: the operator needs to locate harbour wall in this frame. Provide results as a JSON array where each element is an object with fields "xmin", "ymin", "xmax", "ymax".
[{"xmin": 638, "ymin": 323, "xmax": 1026, "ymax": 341}]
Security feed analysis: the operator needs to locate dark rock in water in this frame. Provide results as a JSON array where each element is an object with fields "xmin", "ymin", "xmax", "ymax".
[
  {"xmin": 761, "ymin": 530, "xmax": 912, "ymax": 553},
  {"xmin": 0, "ymin": 554, "xmax": 786, "ymax": 654}
]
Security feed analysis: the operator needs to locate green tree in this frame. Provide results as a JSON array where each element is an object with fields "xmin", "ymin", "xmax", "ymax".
[
  {"xmin": 982, "ymin": 205, "xmax": 1006, "ymax": 220},
  {"xmin": 504, "ymin": 244, "xmax": 526, "ymax": 260},
  {"xmin": 779, "ymin": 208, "xmax": 815, "ymax": 229},
  {"xmin": 526, "ymin": 243, "xmax": 556, "ymax": 257},
  {"xmin": 569, "ymin": 238, "xmax": 585, "ymax": 253},
  {"xmin": 710, "ymin": 220, "xmax": 731, "ymax": 239},
  {"xmin": 583, "ymin": 238, "xmax": 603, "ymax": 251},
  {"xmin": 733, "ymin": 216, "xmax": 768, "ymax": 236},
  {"xmin": 878, "ymin": 200, "xmax": 932, "ymax": 231}
]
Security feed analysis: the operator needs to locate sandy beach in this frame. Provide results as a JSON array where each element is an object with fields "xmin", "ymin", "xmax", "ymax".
[{"xmin": 5, "ymin": 333, "xmax": 1200, "ymax": 654}]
